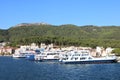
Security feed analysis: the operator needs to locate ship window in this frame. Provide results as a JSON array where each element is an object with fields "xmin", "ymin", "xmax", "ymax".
[
  {"xmin": 69, "ymin": 54, "xmax": 71, "ymax": 56},
  {"xmin": 81, "ymin": 53, "xmax": 89, "ymax": 56},
  {"xmin": 47, "ymin": 53, "xmax": 58, "ymax": 55},
  {"xmin": 80, "ymin": 57, "xmax": 86, "ymax": 60},
  {"xmin": 74, "ymin": 54, "xmax": 80, "ymax": 56},
  {"xmin": 75, "ymin": 57, "xmax": 78, "ymax": 60},
  {"xmin": 71, "ymin": 58, "xmax": 73, "ymax": 60},
  {"xmin": 88, "ymin": 57, "xmax": 92, "ymax": 59}
]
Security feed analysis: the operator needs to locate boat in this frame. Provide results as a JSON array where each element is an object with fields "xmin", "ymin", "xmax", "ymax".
[
  {"xmin": 34, "ymin": 51, "xmax": 60, "ymax": 61},
  {"xmin": 12, "ymin": 53, "xmax": 27, "ymax": 58},
  {"xmin": 59, "ymin": 50, "xmax": 117, "ymax": 64},
  {"xmin": 12, "ymin": 48, "xmax": 37, "ymax": 58},
  {"xmin": 12, "ymin": 49, "xmax": 25, "ymax": 58},
  {"xmin": 13, "ymin": 52, "xmax": 35, "ymax": 58}
]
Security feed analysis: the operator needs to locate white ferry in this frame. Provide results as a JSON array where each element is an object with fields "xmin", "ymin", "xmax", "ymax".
[
  {"xmin": 12, "ymin": 49, "xmax": 35, "ymax": 58},
  {"xmin": 34, "ymin": 51, "xmax": 60, "ymax": 61},
  {"xmin": 12, "ymin": 53, "xmax": 26, "ymax": 58},
  {"xmin": 59, "ymin": 50, "xmax": 117, "ymax": 64}
]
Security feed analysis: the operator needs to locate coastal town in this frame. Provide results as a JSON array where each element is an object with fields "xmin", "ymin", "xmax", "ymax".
[
  {"xmin": 0, "ymin": 42, "xmax": 114, "ymax": 56},
  {"xmin": 0, "ymin": 42, "xmax": 118, "ymax": 63}
]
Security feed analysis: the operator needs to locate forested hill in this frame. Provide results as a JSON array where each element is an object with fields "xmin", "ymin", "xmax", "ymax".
[
  {"xmin": 1, "ymin": 23, "xmax": 120, "ymax": 48},
  {"xmin": 8, "ymin": 24, "xmax": 120, "ymax": 40}
]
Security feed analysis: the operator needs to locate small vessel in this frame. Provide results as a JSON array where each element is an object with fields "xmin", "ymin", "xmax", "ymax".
[
  {"xmin": 12, "ymin": 49, "xmax": 27, "ymax": 58},
  {"xmin": 13, "ymin": 52, "xmax": 34, "ymax": 58},
  {"xmin": 59, "ymin": 50, "xmax": 117, "ymax": 64},
  {"xmin": 12, "ymin": 48, "xmax": 36, "ymax": 58},
  {"xmin": 12, "ymin": 53, "xmax": 27, "ymax": 58}
]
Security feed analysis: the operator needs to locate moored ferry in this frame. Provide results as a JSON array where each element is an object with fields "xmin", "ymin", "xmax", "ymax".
[
  {"xmin": 12, "ymin": 53, "xmax": 26, "ymax": 58},
  {"xmin": 59, "ymin": 50, "xmax": 117, "ymax": 64},
  {"xmin": 34, "ymin": 51, "xmax": 60, "ymax": 61}
]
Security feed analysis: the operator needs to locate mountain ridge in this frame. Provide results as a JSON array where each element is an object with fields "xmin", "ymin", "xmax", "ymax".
[{"xmin": 1, "ymin": 23, "xmax": 120, "ymax": 47}]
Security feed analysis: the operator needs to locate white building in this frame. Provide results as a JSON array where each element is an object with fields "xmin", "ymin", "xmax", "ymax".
[{"xmin": 106, "ymin": 47, "xmax": 114, "ymax": 54}]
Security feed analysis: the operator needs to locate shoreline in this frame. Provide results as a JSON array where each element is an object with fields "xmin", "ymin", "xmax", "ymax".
[{"xmin": 0, "ymin": 55, "xmax": 12, "ymax": 57}]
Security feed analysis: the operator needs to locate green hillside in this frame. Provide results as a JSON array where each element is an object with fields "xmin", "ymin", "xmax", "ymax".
[
  {"xmin": 0, "ymin": 29, "xmax": 9, "ymax": 42},
  {"xmin": 0, "ymin": 23, "xmax": 120, "ymax": 48}
]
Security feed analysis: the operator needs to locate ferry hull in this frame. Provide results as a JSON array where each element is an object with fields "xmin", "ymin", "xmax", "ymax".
[
  {"xmin": 12, "ymin": 54, "xmax": 26, "ymax": 58},
  {"xmin": 61, "ymin": 59, "xmax": 117, "ymax": 64},
  {"xmin": 26, "ymin": 55, "xmax": 35, "ymax": 61},
  {"xmin": 40, "ymin": 59, "xmax": 59, "ymax": 62}
]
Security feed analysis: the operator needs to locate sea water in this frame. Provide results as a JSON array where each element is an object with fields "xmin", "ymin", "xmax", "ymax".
[{"xmin": 0, "ymin": 56, "xmax": 120, "ymax": 80}]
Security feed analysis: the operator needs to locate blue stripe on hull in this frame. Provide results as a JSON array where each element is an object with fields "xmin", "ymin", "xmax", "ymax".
[
  {"xmin": 62, "ymin": 60, "xmax": 117, "ymax": 64},
  {"xmin": 41, "ymin": 59, "xmax": 59, "ymax": 62}
]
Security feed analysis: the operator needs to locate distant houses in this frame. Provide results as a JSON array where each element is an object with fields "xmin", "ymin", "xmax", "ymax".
[
  {"xmin": 0, "ymin": 42, "xmax": 115, "ymax": 56},
  {"xmin": 0, "ymin": 42, "xmax": 12, "ymax": 55}
]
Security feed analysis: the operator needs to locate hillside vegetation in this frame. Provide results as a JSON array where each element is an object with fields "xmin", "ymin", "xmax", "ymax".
[{"xmin": 0, "ymin": 23, "xmax": 120, "ymax": 48}]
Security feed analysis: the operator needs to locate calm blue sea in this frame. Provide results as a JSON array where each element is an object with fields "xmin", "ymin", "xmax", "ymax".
[{"xmin": 0, "ymin": 56, "xmax": 120, "ymax": 80}]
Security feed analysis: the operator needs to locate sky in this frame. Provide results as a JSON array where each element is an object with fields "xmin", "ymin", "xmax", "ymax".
[{"xmin": 0, "ymin": 0, "xmax": 120, "ymax": 29}]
